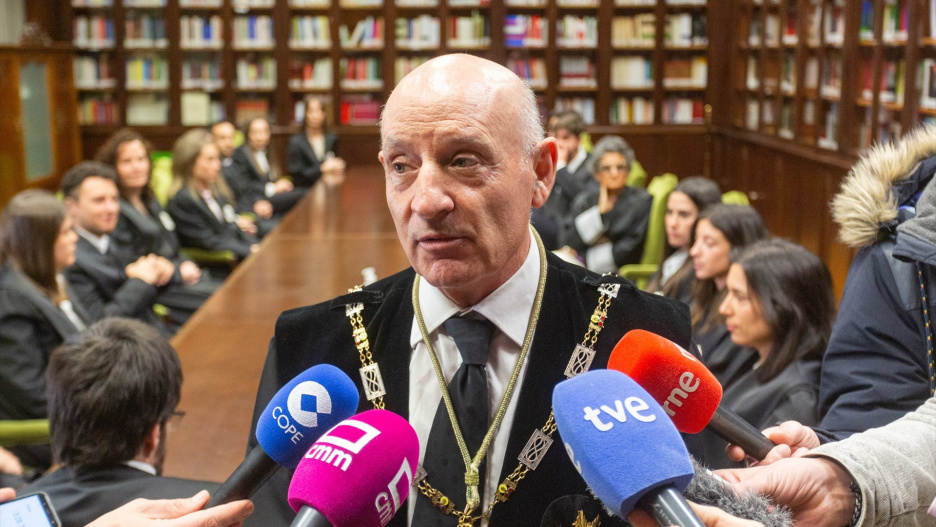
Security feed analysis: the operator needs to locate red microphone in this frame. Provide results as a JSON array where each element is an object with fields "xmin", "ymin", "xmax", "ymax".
[{"xmin": 607, "ymin": 330, "xmax": 775, "ymax": 461}]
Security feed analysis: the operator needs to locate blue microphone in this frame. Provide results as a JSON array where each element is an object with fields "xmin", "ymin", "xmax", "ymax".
[
  {"xmin": 207, "ymin": 364, "xmax": 360, "ymax": 507},
  {"xmin": 552, "ymin": 369, "xmax": 703, "ymax": 527}
]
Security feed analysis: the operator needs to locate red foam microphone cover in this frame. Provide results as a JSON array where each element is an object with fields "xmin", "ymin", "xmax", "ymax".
[{"xmin": 607, "ymin": 329, "xmax": 722, "ymax": 434}]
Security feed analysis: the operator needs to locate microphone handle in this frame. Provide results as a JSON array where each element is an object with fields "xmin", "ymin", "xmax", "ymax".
[
  {"xmin": 638, "ymin": 485, "xmax": 706, "ymax": 527},
  {"xmin": 206, "ymin": 446, "xmax": 280, "ymax": 508},
  {"xmin": 706, "ymin": 407, "xmax": 775, "ymax": 461},
  {"xmin": 290, "ymin": 506, "xmax": 334, "ymax": 527}
]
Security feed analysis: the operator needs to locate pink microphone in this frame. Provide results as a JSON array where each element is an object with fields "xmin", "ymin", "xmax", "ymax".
[{"xmin": 287, "ymin": 409, "xmax": 420, "ymax": 527}]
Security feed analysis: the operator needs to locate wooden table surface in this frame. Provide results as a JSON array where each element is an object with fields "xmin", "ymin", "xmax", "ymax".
[{"xmin": 163, "ymin": 164, "xmax": 410, "ymax": 481}]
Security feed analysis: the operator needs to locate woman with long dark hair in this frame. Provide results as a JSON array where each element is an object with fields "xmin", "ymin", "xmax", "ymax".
[
  {"xmin": 287, "ymin": 95, "xmax": 346, "ymax": 188},
  {"xmin": 0, "ymin": 189, "xmax": 89, "ymax": 469}
]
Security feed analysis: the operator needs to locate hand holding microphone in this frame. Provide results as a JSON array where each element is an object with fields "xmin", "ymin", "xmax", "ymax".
[
  {"xmin": 552, "ymin": 369, "xmax": 704, "ymax": 527},
  {"xmin": 607, "ymin": 330, "xmax": 776, "ymax": 461},
  {"xmin": 287, "ymin": 409, "xmax": 419, "ymax": 527},
  {"xmin": 726, "ymin": 421, "xmax": 821, "ymax": 466},
  {"xmin": 207, "ymin": 364, "xmax": 360, "ymax": 507}
]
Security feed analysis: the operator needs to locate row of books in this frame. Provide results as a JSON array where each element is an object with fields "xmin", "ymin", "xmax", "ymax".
[
  {"xmin": 860, "ymin": 59, "xmax": 905, "ymax": 105},
  {"xmin": 920, "ymin": 59, "xmax": 936, "ymax": 110},
  {"xmin": 181, "ymin": 92, "xmax": 226, "ymax": 126},
  {"xmin": 235, "ymin": 98, "xmax": 270, "ymax": 124},
  {"xmin": 609, "ymin": 96, "xmax": 653, "ymax": 124},
  {"xmin": 339, "ymin": 16, "xmax": 384, "ymax": 49},
  {"xmin": 559, "ymin": 55, "xmax": 596, "ymax": 88},
  {"xmin": 182, "ymin": 59, "xmax": 224, "ymax": 90},
  {"xmin": 125, "ymin": 15, "xmax": 167, "ymax": 48},
  {"xmin": 233, "ymin": 16, "xmax": 275, "ymax": 49},
  {"xmin": 340, "ymin": 95, "xmax": 381, "ymax": 125},
  {"xmin": 448, "ymin": 11, "xmax": 490, "ymax": 47},
  {"xmin": 661, "ymin": 96, "xmax": 704, "ymax": 124},
  {"xmin": 290, "ymin": 15, "xmax": 331, "ymax": 49},
  {"xmin": 555, "ymin": 97, "xmax": 595, "ymax": 124},
  {"xmin": 74, "ymin": 55, "xmax": 116, "ymax": 89},
  {"xmin": 611, "ymin": 56, "xmax": 653, "ymax": 89},
  {"xmin": 505, "ymin": 15, "xmax": 547, "ymax": 47},
  {"xmin": 339, "ymin": 57, "xmax": 384, "ymax": 90},
  {"xmin": 74, "ymin": 16, "xmax": 114, "ymax": 49},
  {"xmin": 881, "ymin": 0, "xmax": 909, "ymax": 43},
  {"xmin": 126, "ymin": 55, "xmax": 168, "ymax": 89},
  {"xmin": 612, "ymin": 14, "xmax": 654, "ymax": 48},
  {"xmin": 665, "ymin": 13, "xmax": 706, "ymax": 47},
  {"xmin": 557, "ymin": 15, "xmax": 598, "ymax": 48},
  {"xmin": 127, "ymin": 93, "xmax": 169, "ymax": 125},
  {"xmin": 78, "ymin": 95, "xmax": 119, "ymax": 125},
  {"xmin": 395, "ymin": 15, "xmax": 441, "ymax": 49},
  {"xmin": 507, "ymin": 57, "xmax": 547, "ymax": 89},
  {"xmin": 394, "ymin": 56, "xmax": 430, "ymax": 83},
  {"xmin": 749, "ymin": 14, "xmax": 780, "ymax": 47},
  {"xmin": 662, "ymin": 57, "xmax": 707, "ymax": 88},
  {"xmin": 181, "ymin": 15, "xmax": 224, "ymax": 49},
  {"xmin": 235, "ymin": 56, "xmax": 277, "ymax": 89},
  {"xmin": 288, "ymin": 57, "xmax": 334, "ymax": 89}
]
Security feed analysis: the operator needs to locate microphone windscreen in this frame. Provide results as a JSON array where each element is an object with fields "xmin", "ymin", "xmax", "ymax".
[
  {"xmin": 288, "ymin": 409, "xmax": 419, "ymax": 527},
  {"xmin": 685, "ymin": 458, "xmax": 792, "ymax": 527},
  {"xmin": 552, "ymin": 369, "xmax": 694, "ymax": 518},
  {"xmin": 608, "ymin": 329, "xmax": 722, "ymax": 434},
  {"xmin": 255, "ymin": 364, "xmax": 360, "ymax": 468}
]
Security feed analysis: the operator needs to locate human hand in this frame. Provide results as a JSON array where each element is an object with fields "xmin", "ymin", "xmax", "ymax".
[
  {"xmin": 253, "ymin": 200, "xmax": 273, "ymax": 219},
  {"xmin": 0, "ymin": 487, "xmax": 14, "ymax": 502},
  {"xmin": 154, "ymin": 255, "xmax": 176, "ymax": 286},
  {"xmin": 726, "ymin": 421, "xmax": 820, "ymax": 466},
  {"xmin": 249, "ymin": 244, "xmax": 260, "ymax": 254},
  {"xmin": 125, "ymin": 255, "xmax": 163, "ymax": 285},
  {"xmin": 236, "ymin": 216, "xmax": 257, "ymax": 236},
  {"xmin": 322, "ymin": 158, "xmax": 346, "ymax": 186},
  {"xmin": 179, "ymin": 260, "xmax": 202, "ymax": 285},
  {"xmin": 598, "ymin": 185, "xmax": 611, "ymax": 214},
  {"xmin": 717, "ymin": 457, "xmax": 855, "ymax": 527},
  {"xmin": 0, "ymin": 447, "xmax": 22, "ymax": 475},
  {"xmin": 629, "ymin": 502, "xmax": 765, "ymax": 527},
  {"xmin": 274, "ymin": 178, "xmax": 294, "ymax": 193},
  {"xmin": 86, "ymin": 491, "xmax": 253, "ymax": 527}
]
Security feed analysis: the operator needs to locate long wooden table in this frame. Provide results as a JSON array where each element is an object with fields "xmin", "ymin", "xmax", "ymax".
[{"xmin": 163, "ymin": 165, "xmax": 410, "ymax": 481}]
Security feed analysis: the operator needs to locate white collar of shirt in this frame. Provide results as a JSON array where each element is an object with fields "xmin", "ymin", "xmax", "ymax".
[
  {"xmin": 124, "ymin": 460, "xmax": 157, "ymax": 475},
  {"xmin": 566, "ymin": 146, "xmax": 588, "ymax": 174},
  {"xmin": 410, "ymin": 230, "xmax": 539, "ymax": 349},
  {"xmin": 74, "ymin": 225, "xmax": 110, "ymax": 254}
]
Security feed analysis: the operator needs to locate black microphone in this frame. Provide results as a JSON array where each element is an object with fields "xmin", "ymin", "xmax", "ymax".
[{"xmin": 206, "ymin": 364, "xmax": 359, "ymax": 507}]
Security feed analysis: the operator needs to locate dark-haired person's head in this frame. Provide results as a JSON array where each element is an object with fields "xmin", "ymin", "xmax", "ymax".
[
  {"xmin": 244, "ymin": 118, "xmax": 271, "ymax": 152},
  {"xmin": 665, "ymin": 177, "xmax": 723, "ymax": 252},
  {"xmin": 0, "ymin": 190, "xmax": 76, "ymax": 297},
  {"xmin": 94, "ymin": 128, "xmax": 154, "ymax": 203},
  {"xmin": 302, "ymin": 96, "xmax": 328, "ymax": 133},
  {"xmin": 689, "ymin": 204, "xmax": 768, "ymax": 329},
  {"xmin": 720, "ymin": 239, "xmax": 835, "ymax": 382},
  {"xmin": 211, "ymin": 121, "xmax": 237, "ymax": 159},
  {"xmin": 551, "ymin": 110, "xmax": 585, "ymax": 158},
  {"xmin": 61, "ymin": 161, "xmax": 121, "ymax": 237},
  {"xmin": 46, "ymin": 317, "xmax": 182, "ymax": 472}
]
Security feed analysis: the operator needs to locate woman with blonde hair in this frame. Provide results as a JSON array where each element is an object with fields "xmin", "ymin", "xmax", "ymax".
[
  {"xmin": 0, "ymin": 189, "xmax": 90, "ymax": 469},
  {"xmin": 166, "ymin": 129, "xmax": 258, "ymax": 264}
]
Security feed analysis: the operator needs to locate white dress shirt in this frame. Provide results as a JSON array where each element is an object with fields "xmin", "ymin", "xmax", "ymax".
[
  {"xmin": 407, "ymin": 231, "xmax": 539, "ymax": 527},
  {"xmin": 74, "ymin": 226, "xmax": 110, "ymax": 255}
]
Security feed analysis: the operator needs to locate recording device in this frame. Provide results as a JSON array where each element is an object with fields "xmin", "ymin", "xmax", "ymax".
[
  {"xmin": 0, "ymin": 493, "xmax": 61, "ymax": 527},
  {"xmin": 607, "ymin": 329, "xmax": 776, "ymax": 461},
  {"xmin": 684, "ymin": 459, "xmax": 792, "ymax": 527},
  {"xmin": 287, "ymin": 409, "xmax": 419, "ymax": 527},
  {"xmin": 552, "ymin": 369, "xmax": 703, "ymax": 527},
  {"xmin": 207, "ymin": 364, "xmax": 360, "ymax": 507}
]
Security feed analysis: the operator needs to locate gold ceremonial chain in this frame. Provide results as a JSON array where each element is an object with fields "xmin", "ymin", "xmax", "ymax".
[{"xmin": 346, "ymin": 227, "xmax": 619, "ymax": 526}]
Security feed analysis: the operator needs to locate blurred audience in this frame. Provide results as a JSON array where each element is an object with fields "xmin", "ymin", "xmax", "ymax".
[
  {"xmin": 211, "ymin": 121, "xmax": 237, "ymax": 170},
  {"xmin": 559, "ymin": 135, "xmax": 652, "ymax": 272},
  {"xmin": 95, "ymin": 128, "xmax": 219, "ymax": 328},
  {"xmin": 166, "ymin": 129, "xmax": 259, "ymax": 264},
  {"xmin": 0, "ymin": 189, "xmax": 88, "ymax": 470},
  {"xmin": 61, "ymin": 162, "xmax": 170, "ymax": 335},
  {"xmin": 646, "ymin": 176, "xmax": 723, "ymax": 304},
  {"xmin": 19, "ymin": 318, "xmax": 218, "ymax": 527},
  {"xmin": 287, "ymin": 95, "xmax": 346, "ymax": 188},
  {"xmin": 532, "ymin": 110, "xmax": 589, "ymax": 248}
]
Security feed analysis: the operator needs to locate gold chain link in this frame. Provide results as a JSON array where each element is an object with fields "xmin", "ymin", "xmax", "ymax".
[{"xmin": 346, "ymin": 286, "xmax": 385, "ymax": 409}]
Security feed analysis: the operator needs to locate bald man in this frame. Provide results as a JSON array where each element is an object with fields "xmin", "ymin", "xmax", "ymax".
[{"xmin": 246, "ymin": 54, "xmax": 691, "ymax": 527}]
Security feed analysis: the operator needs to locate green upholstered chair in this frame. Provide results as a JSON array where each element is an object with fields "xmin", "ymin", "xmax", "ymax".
[
  {"xmin": 618, "ymin": 173, "xmax": 679, "ymax": 289},
  {"xmin": 0, "ymin": 419, "xmax": 50, "ymax": 447},
  {"xmin": 721, "ymin": 190, "xmax": 751, "ymax": 206},
  {"xmin": 627, "ymin": 159, "xmax": 647, "ymax": 189}
]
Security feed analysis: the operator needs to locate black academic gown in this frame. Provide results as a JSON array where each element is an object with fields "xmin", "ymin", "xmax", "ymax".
[
  {"xmin": 286, "ymin": 132, "xmax": 339, "ymax": 188},
  {"xmin": 20, "ymin": 465, "xmax": 218, "ymax": 527},
  {"xmin": 245, "ymin": 251, "xmax": 691, "ymax": 526},
  {"xmin": 166, "ymin": 187, "xmax": 257, "ymax": 261}
]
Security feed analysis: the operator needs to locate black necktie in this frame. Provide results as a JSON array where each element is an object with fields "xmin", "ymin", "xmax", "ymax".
[{"xmin": 413, "ymin": 316, "xmax": 495, "ymax": 525}]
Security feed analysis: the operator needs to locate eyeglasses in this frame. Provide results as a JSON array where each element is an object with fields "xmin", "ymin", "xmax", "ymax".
[{"xmin": 597, "ymin": 164, "xmax": 628, "ymax": 174}]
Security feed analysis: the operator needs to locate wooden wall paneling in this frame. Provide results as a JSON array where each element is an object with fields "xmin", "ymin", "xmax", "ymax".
[{"xmin": 0, "ymin": 54, "xmax": 25, "ymax": 207}]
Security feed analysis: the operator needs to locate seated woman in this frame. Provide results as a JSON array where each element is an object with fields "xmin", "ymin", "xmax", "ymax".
[
  {"xmin": 228, "ymin": 118, "xmax": 305, "ymax": 236},
  {"xmin": 646, "ymin": 176, "xmax": 723, "ymax": 304},
  {"xmin": 688, "ymin": 204, "xmax": 768, "ymax": 387},
  {"xmin": 0, "ymin": 189, "xmax": 89, "ymax": 470},
  {"xmin": 699, "ymin": 239, "xmax": 835, "ymax": 469},
  {"xmin": 559, "ymin": 135, "xmax": 652, "ymax": 273},
  {"xmin": 287, "ymin": 95, "xmax": 346, "ymax": 188},
  {"xmin": 95, "ymin": 129, "xmax": 219, "ymax": 327},
  {"xmin": 166, "ymin": 129, "xmax": 259, "ymax": 269}
]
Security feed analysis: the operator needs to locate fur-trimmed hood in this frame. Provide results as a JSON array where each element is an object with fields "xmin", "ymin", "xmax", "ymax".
[{"xmin": 832, "ymin": 124, "xmax": 936, "ymax": 248}]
